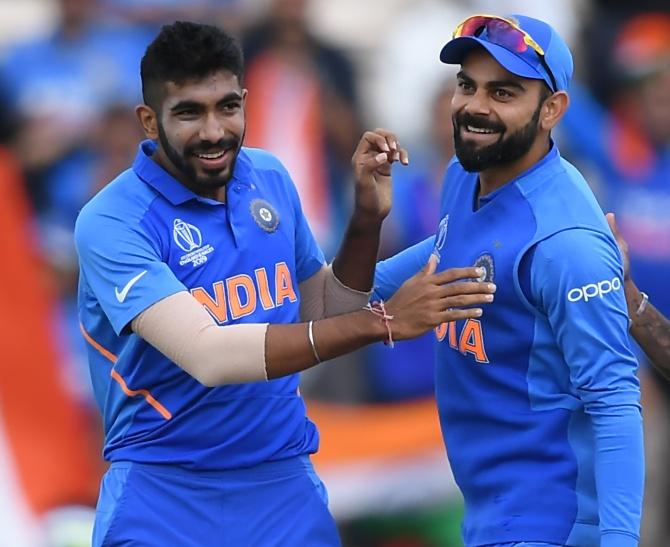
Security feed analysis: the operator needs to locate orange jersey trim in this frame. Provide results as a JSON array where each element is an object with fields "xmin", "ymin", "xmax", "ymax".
[{"xmin": 80, "ymin": 323, "xmax": 172, "ymax": 420}]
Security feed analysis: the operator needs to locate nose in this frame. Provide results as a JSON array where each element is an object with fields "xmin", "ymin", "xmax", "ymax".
[
  {"xmin": 199, "ymin": 112, "xmax": 225, "ymax": 143},
  {"xmin": 463, "ymin": 89, "xmax": 491, "ymax": 116}
]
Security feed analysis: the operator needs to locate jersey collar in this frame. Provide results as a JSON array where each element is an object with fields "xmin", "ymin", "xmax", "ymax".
[{"xmin": 132, "ymin": 140, "xmax": 253, "ymax": 206}]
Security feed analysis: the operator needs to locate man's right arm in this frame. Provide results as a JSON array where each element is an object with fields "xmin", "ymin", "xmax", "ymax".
[
  {"xmin": 132, "ymin": 258, "xmax": 495, "ymax": 385},
  {"xmin": 607, "ymin": 213, "xmax": 670, "ymax": 377}
]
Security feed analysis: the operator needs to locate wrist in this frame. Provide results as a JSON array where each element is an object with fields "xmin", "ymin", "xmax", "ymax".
[
  {"xmin": 349, "ymin": 209, "xmax": 386, "ymax": 230},
  {"xmin": 358, "ymin": 307, "xmax": 392, "ymax": 343}
]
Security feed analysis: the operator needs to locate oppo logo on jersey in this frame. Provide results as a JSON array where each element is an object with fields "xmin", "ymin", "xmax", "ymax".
[
  {"xmin": 190, "ymin": 261, "xmax": 297, "ymax": 324},
  {"xmin": 567, "ymin": 277, "xmax": 622, "ymax": 303}
]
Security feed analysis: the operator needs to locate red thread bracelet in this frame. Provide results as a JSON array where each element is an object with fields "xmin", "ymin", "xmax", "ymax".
[{"xmin": 364, "ymin": 300, "xmax": 395, "ymax": 347}]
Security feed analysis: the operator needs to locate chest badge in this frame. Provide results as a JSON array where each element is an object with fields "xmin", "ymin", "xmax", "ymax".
[
  {"xmin": 474, "ymin": 253, "xmax": 495, "ymax": 283},
  {"xmin": 173, "ymin": 218, "xmax": 215, "ymax": 268},
  {"xmin": 250, "ymin": 198, "xmax": 280, "ymax": 233},
  {"xmin": 433, "ymin": 214, "xmax": 450, "ymax": 263}
]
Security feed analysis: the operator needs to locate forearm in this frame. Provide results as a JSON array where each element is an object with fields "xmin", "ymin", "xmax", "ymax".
[
  {"xmin": 265, "ymin": 310, "xmax": 386, "ymax": 378},
  {"xmin": 590, "ymin": 403, "xmax": 644, "ymax": 547},
  {"xmin": 132, "ymin": 291, "xmax": 386, "ymax": 386},
  {"xmin": 625, "ymin": 280, "xmax": 670, "ymax": 377},
  {"xmin": 331, "ymin": 213, "xmax": 383, "ymax": 291}
]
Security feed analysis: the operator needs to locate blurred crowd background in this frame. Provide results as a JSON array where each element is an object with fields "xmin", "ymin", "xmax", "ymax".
[{"xmin": 1, "ymin": 0, "xmax": 669, "ymax": 545}]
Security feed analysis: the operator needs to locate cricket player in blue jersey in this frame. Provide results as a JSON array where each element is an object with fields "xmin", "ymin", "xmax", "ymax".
[
  {"xmin": 374, "ymin": 15, "xmax": 644, "ymax": 547},
  {"xmin": 74, "ymin": 22, "xmax": 496, "ymax": 547}
]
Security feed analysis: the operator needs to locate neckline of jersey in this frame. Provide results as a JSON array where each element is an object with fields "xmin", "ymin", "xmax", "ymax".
[{"xmin": 132, "ymin": 139, "xmax": 252, "ymax": 206}]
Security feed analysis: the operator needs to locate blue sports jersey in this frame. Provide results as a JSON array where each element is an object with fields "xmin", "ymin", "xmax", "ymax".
[
  {"xmin": 374, "ymin": 146, "xmax": 643, "ymax": 547},
  {"xmin": 75, "ymin": 140, "xmax": 325, "ymax": 470}
]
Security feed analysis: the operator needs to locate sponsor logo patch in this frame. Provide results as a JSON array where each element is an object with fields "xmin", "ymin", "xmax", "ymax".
[{"xmin": 567, "ymin": 277, "xmax": 622, "ymax": 302}]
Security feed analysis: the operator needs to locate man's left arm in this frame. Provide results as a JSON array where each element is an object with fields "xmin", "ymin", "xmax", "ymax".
[
  {"xmin": 331, "ymin": 128, "xmax": 408, "ymax": 290},
  {"xmin": 533, "ymin": 228, "xmax": 643, "ymax": 547},
  {"xmin": 298, "ymin": 129, "xmax": 409, "ymax": 320}
]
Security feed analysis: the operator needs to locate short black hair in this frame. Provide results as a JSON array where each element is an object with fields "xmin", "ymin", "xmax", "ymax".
[{"xmin": 140, "ymin": 21, "xmax": 244, "ymax": 110}]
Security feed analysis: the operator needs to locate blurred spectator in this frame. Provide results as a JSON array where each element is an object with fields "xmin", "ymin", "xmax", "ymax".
[
  {"xmin": 0, "ymin": 0, "xmax": 149, "ymax": 215},
  {"xmin": 241, "ymin": 0, "xmax": 362, "ymax": 257},
  {"xmin": 579, "ymin": 1, "xmax": 670, "ymax": 105},
  {"xmin": 559, "ymin": 12, "xmax": 670, "ymax": 547},
  {"xmin": 100, "ymin": 0, "xmax": 255, "ymax": 35}
]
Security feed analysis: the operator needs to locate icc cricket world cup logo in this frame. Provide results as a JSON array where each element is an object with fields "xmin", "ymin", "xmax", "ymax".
[{"xmin": 173, "ymin": 219, "xmax": 203, "ymax": 252}]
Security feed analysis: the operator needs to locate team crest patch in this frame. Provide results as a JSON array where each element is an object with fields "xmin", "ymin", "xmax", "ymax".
[
  {"xmin": 250, "ymin": 199, "xmax": 279, "ymax": 233},
  {"xmin": 474, "ymin": 253, "xmax": 495, "ymax": 283}
]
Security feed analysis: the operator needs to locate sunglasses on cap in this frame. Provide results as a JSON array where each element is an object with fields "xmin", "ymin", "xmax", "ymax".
[{"xmin": 453, "ymin": 14, "xmax": 558, "ymax": 92}]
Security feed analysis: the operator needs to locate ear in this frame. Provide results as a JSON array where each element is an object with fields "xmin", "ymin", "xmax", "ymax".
[
  {"xmin": 135, "ymin": 104, "xmax": 159, "ymax": 140},
  {"xmin": 540, "ymin": 91, "xmax": 569, "ymax": 131}
]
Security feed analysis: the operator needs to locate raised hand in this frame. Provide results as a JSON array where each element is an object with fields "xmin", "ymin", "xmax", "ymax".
[
  {"xmin": 350, "ymin": 128, "xmax": 409, "ymax": 221},
  {"xmin": 384, "ymin": 255, "xmax": 496, "ymax": 340}
]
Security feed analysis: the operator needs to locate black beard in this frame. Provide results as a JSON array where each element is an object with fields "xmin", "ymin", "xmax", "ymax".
[
  {"xmin": 453, "ymin": 103, "xmax": 542, "ymax": 172},
  {"xmin": 157, "ymin": 121, "xmax": 243, "ymax": 190}
]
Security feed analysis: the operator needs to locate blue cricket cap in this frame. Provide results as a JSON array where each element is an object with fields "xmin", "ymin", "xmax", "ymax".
[{"xmin": 439, "ymin": 14, "xmax": 573, "ymax": 92}]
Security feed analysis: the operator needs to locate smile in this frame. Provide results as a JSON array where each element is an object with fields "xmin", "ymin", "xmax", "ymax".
[
  {"xmin": 466, "ymin": 125, "xmax": 497, "ymax": 134},
  {"xmin": 196, "ymin": 150, "xmax": 226, "ymax": 159}
]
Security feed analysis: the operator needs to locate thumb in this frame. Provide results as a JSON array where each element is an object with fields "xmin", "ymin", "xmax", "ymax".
[
  {"xmin": 605, "ymin": 212, "xmax": 618, "ymax": 237},
  {"xmin": 422, "ymin": 253, "xmax": 438, "ymax": 275}
]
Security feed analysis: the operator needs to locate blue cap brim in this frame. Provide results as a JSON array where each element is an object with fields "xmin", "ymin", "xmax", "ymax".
[{"xmin": 440, "ymin": 36, "xmax": 546, "ymax": 83}]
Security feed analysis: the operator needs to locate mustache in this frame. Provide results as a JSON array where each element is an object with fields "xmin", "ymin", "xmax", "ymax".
[
  {"xmin": 187, "ymin": 137, "xmax": 240, "ymax": 156},
  {"xmin": 454, "ymin": 113, "xmax": 506, "ymax": 133}
]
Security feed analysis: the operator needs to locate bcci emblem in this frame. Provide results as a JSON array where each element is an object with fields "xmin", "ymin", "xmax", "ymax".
[
  {"xmin": 250, "ymin": 199, "xmax": 279, "ymax": 233},
  {"xmin": 433, "ymin": 214, "xmax": 449, "ymax": 262},
  {"xmin": 474, "ymin": 253, "xmax": 495, "ymax": 283},
  {"xmin": 173, "ymin": 218, "xmax": 202, "ymax": 252}
]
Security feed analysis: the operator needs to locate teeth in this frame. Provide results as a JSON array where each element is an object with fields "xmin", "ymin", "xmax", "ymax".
[
  {"xmin": 467, "ymin": 126, "xmax": 495, "ymax": 134},
  {"xmin": 197, "ymin": 151, "xmax": 225, "ymax": 159}
]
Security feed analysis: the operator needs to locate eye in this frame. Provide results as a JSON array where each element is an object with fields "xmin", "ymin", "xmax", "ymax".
[
  {"xmin": 220, "ymin": 101, "xmax": 242, "ymax": 113},
  {"xmin": 493, "ymin": 88, "xmax": 513, "ymax": 100},
  {"xmin": 457, "ymin": 80, "xmax": 475, "ymax": 93},
  {"xmin": 175, "ymin": 108, "xmax": 200, "ymax": 119}
]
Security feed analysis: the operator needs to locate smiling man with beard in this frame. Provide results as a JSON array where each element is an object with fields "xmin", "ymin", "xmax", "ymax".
[
  {"xmin": 74, "ymin": 21, "xmax": 497, "ymax": 547},
  {"xmin": 373, "ymin": 14, "xmax": 643, "ymax": 547}
]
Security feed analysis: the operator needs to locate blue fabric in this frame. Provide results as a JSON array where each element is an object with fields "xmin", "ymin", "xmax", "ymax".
[
  {"xmin": 491, "ymin": 543, "xmax": 560, "ymax": 547},
  {"xmin": 373, "ymin": 146, "xmax": 642, "ymax": 547},
  {"xmin": 75, "ymin": 141, "xmax": 325, "ymax": 471},
  {"xmin": 93, "ymin": 456, "xmax": 340, "ymax": 547}
]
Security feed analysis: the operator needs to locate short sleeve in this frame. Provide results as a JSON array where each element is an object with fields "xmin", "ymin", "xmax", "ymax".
[{"xmin": 75, "ymin": 206, "xmax": 187, "ymax": 335}]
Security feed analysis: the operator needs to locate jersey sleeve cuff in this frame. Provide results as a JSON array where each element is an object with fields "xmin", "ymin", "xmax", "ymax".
[{"xmin": 601, "ymin": 531, "xmax": 639, "ymax": 547}]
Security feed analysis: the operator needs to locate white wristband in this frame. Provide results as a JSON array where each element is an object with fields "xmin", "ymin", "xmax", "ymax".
[{"xmin": 636, "ymin": 292, "xmax": 649, "ymax": 317}]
